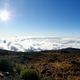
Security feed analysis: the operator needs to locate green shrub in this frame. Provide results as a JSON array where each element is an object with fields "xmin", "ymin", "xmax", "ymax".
[
  {"xmin": 0, "ymin": 59, "xmax": 13, "ymax": 74},
  {"xmin": 15, "ymin": 64, "xmax": 22, "ymax": 74},
  {"xmin": 67, "ymin": 75, "xmax": 76, "ymax": 80},
  {"xmin": 21, "ymin": 69, "xmax": 40, "ymax": 80}
]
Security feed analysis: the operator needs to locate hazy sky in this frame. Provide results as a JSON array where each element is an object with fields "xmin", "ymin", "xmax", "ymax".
[{"xmin": 0, "ymin": 0, "xmax": 80, "ymax": 37}]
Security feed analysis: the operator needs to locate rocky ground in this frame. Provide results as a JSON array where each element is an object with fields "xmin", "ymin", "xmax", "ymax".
[{"xmin": 0, "ymin": 48, "xmax": 80, "ymax": 80}]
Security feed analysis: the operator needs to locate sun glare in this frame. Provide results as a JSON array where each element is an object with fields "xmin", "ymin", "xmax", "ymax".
[{"xmin": 0, "ymin": 10, "xmax": 10, "ymax": 22}]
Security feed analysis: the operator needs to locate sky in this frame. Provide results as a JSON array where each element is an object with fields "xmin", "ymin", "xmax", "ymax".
[{"xmin": 0, "ymin": 0, "xmax": 80, "ymax": 37}]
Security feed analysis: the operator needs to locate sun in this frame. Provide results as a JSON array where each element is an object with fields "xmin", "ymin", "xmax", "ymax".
[{"xmin": 0, "ymin": 10, "xmax": 10, "ymax": 22}]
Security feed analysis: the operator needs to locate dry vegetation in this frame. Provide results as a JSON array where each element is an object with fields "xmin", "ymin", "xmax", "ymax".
[{"xmin": 0, "ymin": 48, "xmax": 80, "ymax": 80}]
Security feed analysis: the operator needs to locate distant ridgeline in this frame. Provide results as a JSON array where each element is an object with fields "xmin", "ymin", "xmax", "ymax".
[{"xmin": 0, "ymin": 48, "xmax": 80, "ymax": 55}]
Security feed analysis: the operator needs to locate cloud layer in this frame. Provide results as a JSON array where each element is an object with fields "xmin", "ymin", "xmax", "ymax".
[{"xmin": 0, "ymin": 37, "xmax": 80, "ymax": 52}]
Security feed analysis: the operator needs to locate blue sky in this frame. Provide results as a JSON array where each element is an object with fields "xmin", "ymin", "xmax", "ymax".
[{"xmin": 0, "ymin": 0, "xmax": 80, "ymax": 37}]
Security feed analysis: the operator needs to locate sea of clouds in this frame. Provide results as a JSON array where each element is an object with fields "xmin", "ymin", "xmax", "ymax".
[{"xmin": 0, "ymin": 37, "xmax": 80, "ymax": 52}]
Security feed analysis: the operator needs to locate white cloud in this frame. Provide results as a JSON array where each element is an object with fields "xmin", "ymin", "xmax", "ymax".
[{"xmin": 0, "ymin": 37, "xmax": 80, "ymax": 52}]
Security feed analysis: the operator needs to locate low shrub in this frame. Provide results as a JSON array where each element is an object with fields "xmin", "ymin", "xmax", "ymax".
[
  {"xmin": 21, "ymin": 69, "xmax": 40, "ymax": 80},
  {"xmin": 15, "ymin": 64, "xmax": 22, "ymax": 74},
  {"xmin": 0, "ymin": 59, "xmax": 13, "ymax": 74}
]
